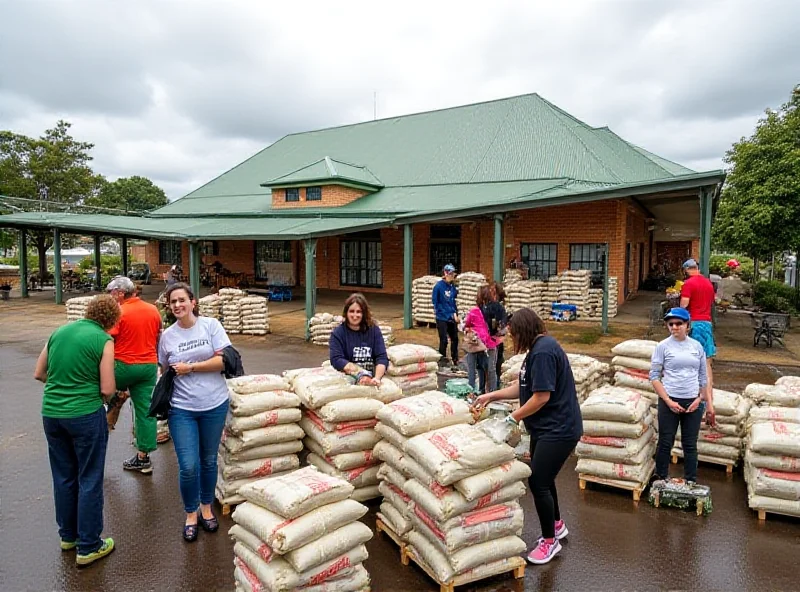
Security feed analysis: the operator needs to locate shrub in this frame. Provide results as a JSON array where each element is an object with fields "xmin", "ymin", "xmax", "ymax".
[
  {"xmin": 709, "ymin": 254, "xmax": 755, "ymax": 283},
  {"xmin": 752, "ymin": 281, "xmax": 799, "ymax": 314}
]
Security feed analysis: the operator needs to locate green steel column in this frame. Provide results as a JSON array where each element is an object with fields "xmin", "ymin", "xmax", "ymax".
[
  {"xmin": 93, "ymin": 235, "xmax": 102, "ymax": 290},
  {"xmin": 601, "ymin": 243, "xmax": 610, "ymax": 335},
  {"xmin": 54, "ymin": 229, "xmax": 63, "ymax": 305},
  {"xmin": 493, "ymin": 214, "xmax": 503, "ymax": 284},
  {"xmin": 701, "ymin": 188, "xmax": 713, "ymax": 276},
  {"xmin": 403, "ymin": 224, "xmax": 413, "ymax": 330},
  {"xmin": 189, "ymin": 241, "xmax": 201, "ymax": 298},
  {"xmin": 121, "ymin": 237, "xmax": 129, "ymax": 276},
  {"xmin": 19, "ymin": 230, "xmax": 28, "ymax": 298},
  {"xmin": 304, "ymin": 239, "xmax": 317, "ymax": 340}
]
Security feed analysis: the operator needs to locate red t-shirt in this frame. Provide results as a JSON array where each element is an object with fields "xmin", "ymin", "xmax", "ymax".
[
  {"xmin": 108, "ymin": 297, "xmax": 163, "ymax": 364},
  {"xmin": 680, "ymin": 274, "xmax": 715, "ymax": 322}
]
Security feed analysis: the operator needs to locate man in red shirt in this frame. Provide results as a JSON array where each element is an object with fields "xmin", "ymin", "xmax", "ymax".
[
  {"xmin": 106, "ymin": 276, "xmax": 163, "ymax": 474},
  {"xmin": 680, "ymin": 258, "xmax": 717, "ymax": 394}
]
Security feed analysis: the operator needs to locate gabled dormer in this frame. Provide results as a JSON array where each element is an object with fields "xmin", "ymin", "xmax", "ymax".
[{"xmin": 263, "ymin": 157, "xmax": 383, "ymax": 208}]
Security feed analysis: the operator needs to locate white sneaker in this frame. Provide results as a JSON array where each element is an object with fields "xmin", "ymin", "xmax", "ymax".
[
  {"xmin": 555, "ymin": 520, "xmax": 569, "ymax": 540},
  {"xmin": 526, "ymin": 538, "xmax": 562, "ymax": 564}
]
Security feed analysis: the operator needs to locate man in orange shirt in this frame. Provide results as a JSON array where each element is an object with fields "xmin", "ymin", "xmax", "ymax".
[{"xmin": 106, "ymin": 276, "xmax": 163, "ymax": 474}]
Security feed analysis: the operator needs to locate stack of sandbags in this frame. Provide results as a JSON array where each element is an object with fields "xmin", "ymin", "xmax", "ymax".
[
  {"xmin": 586, "ymin": 277, "xmax": 619, "ymax": 319},
  {"xmin": 504, "ymin": 281, "xmax": 532, "ymax": 314},
  {"xmin": 373, "ymin": 391, "xmax": 475, "ymax": 541},
  {"xmin": 231, "ymin": 467, "xmax": 373, "ymax": 592},
  {"xmin": 385, "ymin": 344, "xmax": 442, "ymax": 396},
  {"xmin": 558, "ymin": 270, "xmax": 592, "ymax": 318},
  {"xmin": 528, "ymin": 281, "xmax": 549, "ymax": 317},
  {"xmin": 220, "ymin": 287, "xmax": 246, "ymax": 334},
  {"xmin": 400, "ymin": 423, "xmax": 529, "ymax": 584},
  {"xmin": 198, "ymin": 293, "xmax": 222, "ymax": 319},
  {"xmin": 217, "ymin": 375, "xmax": 305, "ymax": 507},
  {"xmin": 66, "ymin": 295, "xmax": 95, "ymax": 322},
  {"xmin": 412, "ymin": 275, "xmax": 439, "ymax": 324},
  {"xmin": 611, "ymin": 339, "xmax": 659, "ymax": 407},
  {"xmin": 308, "ymin": 312, "xmax": 344, "ymax": 346},
  {"xmin": 455, "ymin": 272, "xmax": 487, "ymax": 318},
  {"xmin": 499, "ymin": 352, "xmax": 527, "ymax": 388},
  {"xmin": 376, "ymin": 319, "xmax": 394, "ymax": 346},
  {"xmin": 240, "ymin": 295, "xmax": 269, "ymax": 336},
  {"xmin": 294, "ymin": 372, "xmax": 403, "ymax": 502},
  {"xmin": 672, "ymin": 388, "xmax": 751, "ymax": 468},
  {"xmin": 542, "ymin": 275, "xmax": 561, "ymax": 308},
  {"xmin": 743, "ymin": 376, "xmax": 800, "ymax": 517},
  {"xmin": 569, "ymin": 353, "xmax": 611, "ymax": 402},
  {"xmin": 576, "ymin": 386, "xmax": 656, "ymax": 487},
  {"xmin": 503, "ymin": 268, "xmax": 524, "ymax": 284}
]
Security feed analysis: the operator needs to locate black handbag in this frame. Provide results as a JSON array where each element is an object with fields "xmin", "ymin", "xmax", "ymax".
[{"xmin": 148, "ymin": 367, "xmax": 176, "ymax": 420}]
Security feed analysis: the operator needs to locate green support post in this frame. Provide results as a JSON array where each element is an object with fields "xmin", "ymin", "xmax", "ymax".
[
  {"xmin": 121, "ymin": 237, "xmax": 129, "ymax": 276},
  {"xmin": 699, "ymin": 188, "xmax": 713, "ymax": 276},
  {"xmin": 601, "ymin": 243, "xmax": 610, "ymax": 335},
  {"xmin": 54, "ymin": 229, "xmax": 63, "ymax": 305},
  {"xmin": 493, "ymin": 214, "xmax": 503, "ymax": 284},
  {"xmin": 403, "ymin": 224, "xmax": 413, "ymax": 330},
  {"xmin": 304, "ymin": 239, "xmax": 317, "ymax": 340},
  {"xmin": 19, "ymin": 230, "xmax": 28, "ymax": 298},
  {"xmin": 93, "ymin": 235, "xmax": 102, "ymax": 290},
  {"xmin": 189, "ymin": 241, "xmax": 201, "ymax": 298}
]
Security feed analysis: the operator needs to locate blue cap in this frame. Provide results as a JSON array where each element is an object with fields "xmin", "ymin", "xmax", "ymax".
[
  {"xmin": 664, "ymin": 307, "xmax": 691, "ymax": 322},
  {"xmin": 443, "ymin": 264, "xmax": 456, "ymax": 274},
  {"xmin": 682, "ymin": 258, "xmax": 698, "ymax": 269}
]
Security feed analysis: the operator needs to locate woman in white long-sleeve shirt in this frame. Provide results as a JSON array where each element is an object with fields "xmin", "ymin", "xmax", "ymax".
[{"xmin": 649, "ymin": 307, "xmax": 715, "ymax": 483}]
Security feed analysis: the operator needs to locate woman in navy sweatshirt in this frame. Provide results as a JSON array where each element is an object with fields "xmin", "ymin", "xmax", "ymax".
[{"xmin": 329, "ymin": 293, "xmax": 389, "ymax": 385}]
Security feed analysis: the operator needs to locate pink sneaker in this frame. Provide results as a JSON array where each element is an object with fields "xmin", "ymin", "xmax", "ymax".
[
  {"xmin": 555, "ymin": 520, "xmax": 569, "ymax": 540},
  {"xmin": 527, "ymin": 537, "xmax": 562, "ymax": 564}
]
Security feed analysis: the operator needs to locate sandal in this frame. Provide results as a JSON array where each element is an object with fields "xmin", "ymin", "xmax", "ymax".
[
  {"xmin": 183, "ymin": 523, "xmax": 199, "ymax": 542},
  {"xmin": 198, "ymin": 510, "xmax": 219, "ymax": 533}
]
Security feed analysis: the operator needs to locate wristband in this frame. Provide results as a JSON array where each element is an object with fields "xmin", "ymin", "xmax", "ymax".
[{"xmin": 356, "ymin": 370, "xmax": 373, "ymax": 382}]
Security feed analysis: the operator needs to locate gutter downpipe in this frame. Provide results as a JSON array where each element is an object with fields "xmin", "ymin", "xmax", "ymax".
[{"xmin": 403, "ymin": 224, "xmax": 413, "ymax": 329}]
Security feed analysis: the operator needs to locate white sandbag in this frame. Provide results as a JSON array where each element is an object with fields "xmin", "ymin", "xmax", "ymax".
[
  {"xmin": 230, "ymin": 524, "xmax": 275, "ymax": 564},
  {"xmin": 386, "ymin": 372, "xmax": 439, "ymax": 396},
  {"xmin": 222, "ymin": 424, "xmax": 306, "ymax": 453},
  {"xmin": 307, "ymin": 454, "xmax": 381, "ymax": 489},
  {"xmin": 406, "ymin": 424, "xmax": 515, "ymax": 486},
  {"xmin": 221, "ymin": 440, "xmax": 304, "ymax": 463},
  {"xmin": 614, "ymin": 371, "xmax": 656, "ymax": 393},
  {"xmin": 229, "ymin": 374, "xmax": 290, "ymax": 394},
  {"xmin": 351, "ymin": 484, "xmax": 382, "ymax": 502},
  {"xmin": 388, "ymin": 361, "xmax": 439, "ymax": 376},
  {"xmin": 239, "ymin": 467, "xmax": 355, "ymax": 519},
  {"xmin": 611, "ymin": 339, "xmax": 657, "ymax": 359},
  {"xmin": 232, "ymin": 499, "xmax": 367, "ymax": 553},
  {"xmin": 373, "ymin": 440, "xmax": 408, "ymax": 473},
  {"xmin": 776, "ymin": 376, "xmax": 800, "ymax": 388},
  {"xmin": 374, "ymin": 423, "xmax": 409, "ymax": 451},
  {"xmin": 303, "ymin": 410, "xmax": 378, "ymax": 434},
  {"xmin": 672, "ymin": 441, "xmax": 739, "ymax": 461},
  {"xmin": 283, "ymin": 521, "xmax": 373, "ymax": 573},
  {"xmin": 575, "ymin": 458, "xmax": 654, "ymax": 483},
  {"xmin": 386, "ymin": 344, "xmax": 442, "ymax": 366},
  {"xmin": 300, "ymin": 417, "xmax": 381, "ymax": 456},
  {"xmin": 583, "ymin": 414, "xmax": 653, "ymax": 438},
  {"xmin": 745, "ymin": 451, "xmax": 800, "ymax": 473},
  {"xmin": 612, "ymin": 356, "xmax": 652, "ymax": 371},
  {"xmin": 403, "ymin": 478, "xmax": 526, "ymax": 522},
  {"xmin": 712, "ymin": 389, "xmax": 744, "ymax": 416},
  {"xmin": 217, "ymin": 489, "xmax": 246, "ymax": 506},
  {"xmin": 217, "ymin": 473, "xmax": 275, "ymax": 498},
  {"xmin": 576, "ymin": 429, "xmax": 655, "ymax": 463},
  {"xmin": 580, "ymin": 387, "xmax": 651, "ymax": 423},
  {"xmin": 304, "ymin": 438, "xmax": 378, "ymax": 471},
  {"xmin": 315, "ymin": 398, "xmax": 385, "ymax": 423},
  {"xmin": 377, "ymin": 463, "xmax": 407, "ymax": 490},
  {"xmin": 452, "ymin": 460, "xmax": 532, "ymax": 502},
  {"xmin": 677, "ymin": 430, "xmax": 741, "ymax": 447},
  {"xmin": 219, "ymin": 454, "xmax": 300, "ymax": 481},
  {"xmin": 748, "ymin": 406, "xmax": 800, "ymax": 425},
  {"xmin": 378, "ymin": 502, "xmax": 411, "ymax": 536},
  {"xmin": 747, "ymin": 494, "xmax": 800, "ymax": 518},
  {"xmin": 379, "ymin": 481, "xmax": 412, "ymax": 512},
  {"xmin": 745, "ymin": 383, "xmax": 800, "ymax": 407},
  {"xmin": 226, "ymin": 408, "xmax": 302, "ymax": 434},
  {"xmin": 376, "ymin": 391, "xmax": 473, "ymax": 437},
  {"xmin": 749, "ymin": 422, "xmax": 800, "ymax": 457},
  {"xmin": 293, "ymin": 375, "xmax": 372, "ymax": 409},
  {"xmin": 230, "ymin": 390, "xmax": 301, "ymax": 416},
  {"xmin": 294, "ymin": 565, "xmax": 370, "ymax": 592}
]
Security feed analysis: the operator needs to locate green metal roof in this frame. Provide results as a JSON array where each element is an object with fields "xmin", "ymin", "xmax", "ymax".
[{"xmin": 263, "ymin": 156, "xmax": 383, "ymax": 190}]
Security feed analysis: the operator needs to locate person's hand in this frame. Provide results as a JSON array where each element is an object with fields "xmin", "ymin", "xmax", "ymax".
[
  {"xmin": 358, "ymin": 375, "xmax": 378, "ymax": 386},
  {"xmin": 172, "ymin": 362, "xmax": 193, "ymax": 376},
  {"xmin": 686, "ymin": 398, "xmax": 701, "ymax": 413},
  {"xmin": 454, "ymin": 314, "xmax": 460, "ymax": 325},
  {"xmin": 705, "ymin": 403, "xmax": 716, "ymax": 427},
  {"xmin": 474, "ymin": 392, "xmax": 495, "ymax": 408},
  {"xmin": 666, "ymin": 399, "xmax": 684, "ymax": 414}
]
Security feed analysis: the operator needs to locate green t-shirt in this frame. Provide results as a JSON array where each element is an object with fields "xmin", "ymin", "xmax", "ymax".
[{"xmin": 42, "ymin": 319, "xmax": 112, "ymax": 418}]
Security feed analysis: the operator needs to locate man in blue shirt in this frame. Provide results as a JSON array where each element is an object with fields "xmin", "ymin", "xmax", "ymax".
[{"xmin": 432, "ymin": 264, "xmax": 460, "ymax": 369}]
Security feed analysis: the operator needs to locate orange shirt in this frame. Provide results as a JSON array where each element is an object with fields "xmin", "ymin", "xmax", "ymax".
[{"xmin": 108, "ymin": 297, "xmax": 163, "ymax": 364}]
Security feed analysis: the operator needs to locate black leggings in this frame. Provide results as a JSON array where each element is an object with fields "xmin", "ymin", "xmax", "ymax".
[
  {"xmin": 529, "ymin": 439, "xmax": 577, "ymax": 539},
  {"xmin": 436, "ymin": 320, "xmax": 459, "ymax": 363},
  {"xmin": 495, "ymin": 342, "xmax": 504, "ymax": 380}
]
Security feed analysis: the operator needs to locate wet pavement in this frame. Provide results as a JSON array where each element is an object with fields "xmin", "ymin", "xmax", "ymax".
[{"xmin": 2, "ymin": 320, "xmax": 800, "ymax": 591}]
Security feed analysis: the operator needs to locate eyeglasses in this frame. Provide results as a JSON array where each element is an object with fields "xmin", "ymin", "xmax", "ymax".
[{"xmin": 667, "ymin": 321, "xmax": 685, "ymax": 327}]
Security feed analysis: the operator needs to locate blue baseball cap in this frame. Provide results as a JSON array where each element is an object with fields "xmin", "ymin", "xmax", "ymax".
[
  {"xmin": 664, "ymin": 307, "xmax": 691, "ymax": 322},
  {"xmin": 682, "ymin": 258, "xmax": 698, "ymax": 269},
  {"xmin": 443, "ymin": 264, "xmax": 456, "ymax": 274}
]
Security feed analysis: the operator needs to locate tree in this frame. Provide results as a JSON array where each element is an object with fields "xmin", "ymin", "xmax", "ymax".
[
  {"xmin": 86, "ymin": 175, "xmax": 168, "ymax": 213},
  {"xmin": 0, "ymin": 121, "xmax": 99, "ymax": 277},
  {"xmin": 714, "ymin": 85, "xmax": 800, "ymax": 266}
]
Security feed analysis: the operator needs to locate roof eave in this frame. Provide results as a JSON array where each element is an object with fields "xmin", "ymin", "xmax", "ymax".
[{"xmin": 260, "ymin": 179, "xmax": 384, "ymax": 191}]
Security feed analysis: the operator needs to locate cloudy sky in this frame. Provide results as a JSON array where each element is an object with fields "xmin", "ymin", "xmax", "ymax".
[{"xmin": 1, "ymin": 0, "xmax": 797, "ymax": 199}]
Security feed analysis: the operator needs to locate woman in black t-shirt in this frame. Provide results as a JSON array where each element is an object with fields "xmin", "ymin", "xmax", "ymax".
[{"xmin": 476, "ymin": 308, "xmax": 582, "ymax": 566}]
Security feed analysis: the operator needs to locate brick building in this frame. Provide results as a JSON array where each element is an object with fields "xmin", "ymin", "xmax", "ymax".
[{"xmin": 1, "ymin": 93, "xmax": 723, "ymax": 327}]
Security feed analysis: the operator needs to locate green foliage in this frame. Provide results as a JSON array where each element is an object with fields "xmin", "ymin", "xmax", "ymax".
[
  {"xmin": 0, "ymin": 254, "xmax": 40, "ymax": 270},
  {"xmin": 752, "ymin": 280, "xmax": 799, "ymax": 314},
  {"xmin": 577, "ymin": 328, "xmax": 604, "ymax": 345},
  {"xmin": 714, "ymin": 85, "xmax": 800, "ymax": 258},
  {"xmin": 86, "ymin": 176, "xmax": 168, "ymax": 213},
  {"xmin": 708, "ymin": 254, "xmax": 755, "ymax": 283},
  {"xmin": 78, "ymin": 254, "xmax": 122, "ymax": 279}
]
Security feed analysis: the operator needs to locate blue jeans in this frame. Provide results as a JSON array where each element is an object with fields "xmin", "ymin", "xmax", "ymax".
[
  {"xmin": 466, "ymin": 349, "xmax": 498, "ymax": 394},
  {"xmin": 43, "ymin": 407, "xmax": 108, "ymax": 555},
  {"xmin": 168, "ymin": 401, "xmax": 229, "ymax": 513}
]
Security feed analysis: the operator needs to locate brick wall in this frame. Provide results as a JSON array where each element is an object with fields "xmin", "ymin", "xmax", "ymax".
[
  {"xmin": 271, "ymin": 185, "xmax": 370, "ymax": 209},
  {"xmin": 130, "ymin": 244, "xmax": 147, "ymax": 262}
]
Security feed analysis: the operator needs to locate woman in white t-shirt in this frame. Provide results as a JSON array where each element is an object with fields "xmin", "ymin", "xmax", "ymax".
[{"xmin": 158, "ymin": 282, "xmax": 231, "ymax": 542}]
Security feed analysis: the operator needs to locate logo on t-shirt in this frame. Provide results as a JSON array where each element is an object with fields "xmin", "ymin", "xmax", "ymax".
[
  {"xmin": 177, "ymin": 338, "xmax": 210, "ymax": 354},
  {"xmin": 352, "ymin": 346, "xmax": 374, "ymax": 372}
]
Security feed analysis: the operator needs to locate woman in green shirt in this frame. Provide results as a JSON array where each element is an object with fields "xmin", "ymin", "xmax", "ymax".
[{"xmin": 34, "ymin": 294, "xmax": 120, "ymax": 568}]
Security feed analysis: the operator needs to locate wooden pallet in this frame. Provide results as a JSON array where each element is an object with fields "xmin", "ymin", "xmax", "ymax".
[
  {"xmin": 402, "ymin": 547, "xmax": 525, "ymax": 592},
  {"xmin": 376, "ymin": 519, "xmax": 407, "ymax": 559},
  {"xmin": 216, "ymin": 497, "xmax": 241, "ymax": 516},
  {"xmin": 578, "ymin": 469, "xmax": 652, "ymax": 502},
  {"xmin": 671, "ymin": 452, "xmax": 735, "ymax": 475},
  {"xmin": 755, "ymin": 508, "xmax": 799, "ymax": 522}
]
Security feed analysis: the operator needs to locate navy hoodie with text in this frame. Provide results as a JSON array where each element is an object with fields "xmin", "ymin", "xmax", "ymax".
[{"xmin": 329, "ymin": 323, "xmax": 389, "ymax": 375}]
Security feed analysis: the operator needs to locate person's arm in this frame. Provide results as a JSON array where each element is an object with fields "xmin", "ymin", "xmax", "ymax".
[
  {"xmin": 99, "ymin": 340, "xmax": 116, "ymax": 397},
  {"xmin": 650, "ymin": 343, "xmax": 683, "ymax": 413},
  {"xmin": 687, "ymin": 347, "xmax": 709, "ymax": 414},
  {"xmin": 432, "ymin": 282, "xmax": 442, "ymax": 315},
  {"xmin": 372, "ymin": 327, "xmax": 388, "ymax": 382},
  {"xmin": 679, "ymin": 296, "xmax": 690, "ymax": 308},
  {"xmin": 172, "ymin": 319, "xmax": 227, "ymax": 376},
  {"xmin": 680, "ymin": 281, "xmax": 692, "ymax": 309},
  {"xmin": 511, "ymin": 391, "xmax": 550, "ymax": 423},
  {"xmin": 475, "ymin": 381, "xmax": 520, "ymax": 406},
  {"xmin": 34, "ymin": 344, "xmax": 48, "ymax": 383},
  {"xmin": 329, "ymin": 327, "xmax": 350, "ymax": 373}
]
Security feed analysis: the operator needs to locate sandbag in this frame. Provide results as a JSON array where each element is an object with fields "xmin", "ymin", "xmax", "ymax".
[
  {"xmin": 227, "ymin": 408, "xmax": 302, "ymax": 434},
  {"xmin": 672, "ymin": 441, "xmax": 739, "ymax": 461},
  {"xmin": 222, "ymin": 424, "xmax": 305, "ymax": 453},
  {"xmin": 373, "ymin": 440, "xmax": 408, "ymax": 473},
  {"xmin": 386, "ymin": 372, "xmax": 439, "ymax": 395},
  {"xmin": 377, "ymin": 463, "xmax": 407, "ymax": 489},
  {"xmin": 712, "ymin": 389, "xmax": 744, "ymax": 416},
  {"xmin": 611, "ymin": 339, "xmax": 657, "ymax": 359},
  {"xmin": 378, "ymin": 481, "xmax": 412, "ymax": 511},
  {"xmin": 283, "ymin": 522, "xmax": 373, "ymax": 572},
  {"xmin": 301, "ymin": 417, "xmax": 381, "ymax": 456},
  {"xmin": 351, "ymin": 484, "xmax": 382, "ymax": 502},
  {"xmin": 376, "ymin": 391, "xmax": 473, "ymax": 437},
  {"xmin": 230, "ymin": 390, "xmax": 301, "ymax": 416},
  {"xmin": 304, "ymin": 438, "xmax": 378, "ymax": 471},
  {"xmin": 744, "ymin": 383, "xmax": 800, "ymax": 407},
  {"xmin": 307, "ymin": 454, "xmax": 381, "ymax": 489},
  {"xmin": 580, "ymin": 387, "xmax": 650, "ymax": 423},
  {"xmin": 745, "ymin": 451, "xmax": 800, "ymax": 473},
  {"xmin": 239, "ymin": 467, "xmax": 355, "ymax": 519},
  {"xmin": 386, "ymin": 344, "xmax": 442, "ymax": 366},
  {"xmin": 582, "ymin": 414, "xmax": 653, "ymax": 438},
  {"xmin": 317, "ymin": 398, "xmax": 385, "ymax": 423},
  {"xmin": 406, "ymin": 531, "xmax": 525, "ymax": 580},
  {"xmin": 614, "ymin": 372, "xmax": 656, "ymax": 393},
  {"xmin": 230, "ymin": 524, "xmax": 274, "ymax": 563},
  {"xmin": 747, "ymin": 494, "xmax": 800, "ymax": 518},
  {"xmin": 388, "ymin": 361, "xmax": 439, "ymax": 376},
  {"xmin": 304, "ymin": 410, "xmax": 378, "ymax": 434},
  {"xmin": 748, "ymin": 406, "xmax": 800, "ymax": 425},
  {"xmin": 229, "ymin": 374, "xmax": 290, "ymax": 394},
  {"xmin": 232, "ymin": 499, "xmax": 367, "ymax": 553},
  {"xmin": 575, "ymin": 458, "xmax": 655, "ymax": 483},
  {"xmin": 612, "ymin": 356, "xmax": 652, "ymax": 371},
  {"xmin": 374, "ymin": 422, "xmax": 409, "ymax": 451},
  {"xmin": 403, "ymin": 478, "xmax": 526, "ymax": 522},
  {"xmin": 576, "ymin": 430, "xmax": 655, "ymax": 464},
  {"xmin": 220, "ymin": 440, "xmax": 304, "ymax": 463},
  {"xmin": 219, "ymin": 454, "xmax": 300, "ymax": 481},
  {"xmin": 749, "ymin": 422, "xmax": 800, "ymax": 457},
  {"xmin": 378, "ymin": 502, "xmax": 411, "ymax": 536},
  {"xmin": 293, "ymin": 375, "xmax": 374, "ymax": 409},
  {"xmin": 405, "ymin": 424, "xmax": 516, "ymax": 485},
  {"xmin": 452, "ymin": 460, "xmax": 532, "ymax": 502}
]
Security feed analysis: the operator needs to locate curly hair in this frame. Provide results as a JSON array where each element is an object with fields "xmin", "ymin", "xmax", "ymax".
[
  {"xmin": 86, "ymin": 294, "xmax": 121, "ymax": 330},
  {"xmin": 342, "ymin": 293, "xmax": 374, "ymax": 331}
]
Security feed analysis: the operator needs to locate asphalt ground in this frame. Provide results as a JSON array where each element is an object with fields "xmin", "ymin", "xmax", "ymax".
[{"xmin": 1, "ymin": 316, "xmax": 799, "ymax": 591}]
